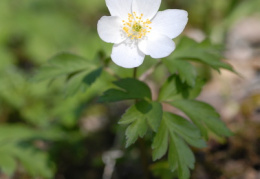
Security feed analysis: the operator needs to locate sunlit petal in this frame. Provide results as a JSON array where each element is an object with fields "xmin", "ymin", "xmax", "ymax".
[
  {"xmin": 132, "ymin": 0, "xmax": 161, "ymax": 20},
  {"xmin": 105, "ymin": 0, "xmax": 133, "ymax": 20},
  {"xmin": 151, "ymin": 9, "xmax": 188, "ymax": 39},
  {"xmin": 138, "ymin": 33, "xmax": 176, "ymax": 58},
  {"xmin": 111, "ymin": 42, "xmax": 145, "ymax": 68},
  {"xmin": 97, "ymin": 16, "xmax": 126, "ymax": 44}
]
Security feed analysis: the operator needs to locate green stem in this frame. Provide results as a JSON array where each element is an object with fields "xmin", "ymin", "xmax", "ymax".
[
  {"xmin": 139, "ymin": 61, "xmax": 162, "ymax": 81},
  {"xmin": 105, "ymin": 67, "xmax": 121, "ymax": 80},
  {"xmin": 138, "ymin": 138, "xmax": 150, "ymax": 179},
  {"xmin": 133, "ymin": 67, "xmax": 150, "ymax": 179},
  {"xmin": 133, "ymin": 67, "xmax": 138, "ymax": 79}
]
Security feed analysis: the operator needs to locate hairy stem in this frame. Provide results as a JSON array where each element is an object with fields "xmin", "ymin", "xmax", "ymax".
[
  {"xmin": 133, "ymin": 67, "xmax": 138, "ymax": 79},
  {"xmin": 105, "ymin": 67, "xmax": 121, "ymax": 80},
  {"xmin": 139, "ymin": 61, "xmax": 162, "ymax": 81},
  {"xmin": 138, "ymin": 138, "xmax": 150, "ymax": 179},
  {"xmin": 133, "ymin": 67, "xmax": 150, "ymax": 179}
]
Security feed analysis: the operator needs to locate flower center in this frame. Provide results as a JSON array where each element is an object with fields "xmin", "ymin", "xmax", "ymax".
[
  {"xmin": 133, "ymin": 23, "xmax": 142, "ymax": 32},
  {"xmin": 122, "ymin": 12, "xmax": 152, "ymax": 40}
]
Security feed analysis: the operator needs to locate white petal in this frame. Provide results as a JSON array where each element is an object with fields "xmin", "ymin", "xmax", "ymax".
[
  {"xmin": 111, "ymin": 42, "xmax": 145, "ymax": 68},
  {"xmin": 132, "ymin": 0, "xmax": 161, "ymax": 20},
  {"xmin": 97, "ymin": 16, "xmax": 126, "ymax": 44},
  {"xmin": 151, "ymin": 9, "xmax": 188, "ymax": 39},
  {"xmin": 105, "ymin": 0, "xmax": 133, "ymax": 20},
  {"xmin": 138, "ymin": 34, "xmax": 175, "ymax": 58}
]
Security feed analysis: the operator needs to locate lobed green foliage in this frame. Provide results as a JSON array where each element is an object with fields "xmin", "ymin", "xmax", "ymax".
[
  {"xmin": 0, "ymin": 0, "xmax": 259, "ymax": 178},
  {"xmin": 0, "ymin": 35, "xmax": 235, "ymax": 178},
  {"xmin": 76, "ymin": 37, "xmax": 233, "ymax": 179}
]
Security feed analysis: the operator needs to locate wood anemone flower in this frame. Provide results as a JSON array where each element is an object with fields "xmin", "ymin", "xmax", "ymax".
[{"xmin": 97, "ymin": 0, "xmax": 188, "ymax": 68}]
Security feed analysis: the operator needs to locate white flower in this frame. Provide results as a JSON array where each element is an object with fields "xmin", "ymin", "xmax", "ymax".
[{"xmin": 97, "ymin": 0, "xmax": 188, "ymax": 68}]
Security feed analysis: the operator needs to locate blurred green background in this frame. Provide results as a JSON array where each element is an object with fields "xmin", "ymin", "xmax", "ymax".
[{"xmin": 0, "ymin": 0, "xmax": 260, "ymax": 178}]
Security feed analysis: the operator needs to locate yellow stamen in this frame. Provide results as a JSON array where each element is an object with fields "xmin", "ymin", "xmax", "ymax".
[{"xmin": 122, "ymin": 12, "xmax": 152, "ymax": 40}]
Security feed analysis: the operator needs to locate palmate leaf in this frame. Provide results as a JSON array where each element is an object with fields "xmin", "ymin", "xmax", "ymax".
[
  {"xmin": 64, "ymin": 67, "xmax": 102, "ymax": 97},
  {"xmin": 170, "ymin": 99, "xmax": 232, "ymax": 139},
  {"xmin": 98, "ymin": 78, "xmax": 151, "ymax": 102},
  {"xmin": 152, "ymin": 112, "xmax": 206, "ymax": 179},
  {"xmin": 163, "ymin": 59, "xmax": 197, "ymax": 87},
  {"xmin": 165, "ymin": 37, "xmax": 235, "ymax": 72},
  {"xmin": 33, "ymin": 52, "xmax": 96, "ymax": 81},
  {"xmin": 33, "ymin": 52, "xmax": 102, "ymax": 96},
  {"xmin": 168, "ymin": 132, "xmax": 194, "ymax": 179},
  {"xmin": 158, "ymin": 74, "xmax": 205, "ymax": 102},
  {"xmin": 119, "ymin": 100, "xmax": 162, "ymax": 147}
]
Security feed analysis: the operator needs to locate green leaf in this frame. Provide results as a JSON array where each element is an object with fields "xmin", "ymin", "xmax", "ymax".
[
  {"xmin": 165, "ymin": 113, "xmax": 207, "ymax": 148},
  {"xmin": 168, "ymin": 132, "xmax": 194, "ymax": 179},
  {"xmin": 163, "ymin": 59, "xmax": 197, "ymax": 86},
  {"xmin": 65, "ymin": 67, "xmax": 102, "ymax": 97},
  {"xmin": 170, "ymin": 99, "xmax": 232, "ymax": 138},
  {"xmin": 33, "ymin": 52, "xmax": 102, "ymax": 96},
  {"xmin": 64, "ymin": 71, "xmax": 90, "ymax": 97},
  {"xmin": 168, "ymin": 37, "xmax": 235, "ymax": 72},
  {"xmin": 0, "ymin": 151, "xmax": 16, "ymax": 176},
  {"xmin": 99, "ymin": 78, "xmax": 151, "ymax": 102},
  {"xmin": 152, "ymin": 118, "xmax": 168, "ymax": 160},
  {"xmin": 188, "ymin": 78, "xmax": 205, "ymax": 99},
  {"xmin": 33, "ymin": 52, "xmax": 96, "ymax": 81},
  {"xmin": 152, "ymin": 112, "xmax": 204, "ymax": 179},
  {"xmin": 158, "ymin": 75, "xmax": 205, "ymax": 102},
  {"xmin": 15, "ymin": 147, "xmax": 54, "ymax": 178},
  {"xmin": 83, "ymin": 67, "xmax": 103, "ymax": 86},
  {"xmin": 125, "ymin": 116, "xmax": 148, "ymax": 147},
  {"xmin": 0, "ymin": 125, "xmax": 35, "ymax": 141},
  {"xmin": 0, "ymin": 125, "xmax": 63, "ymax": 178},
  {"xmin": 225, "ymin": 0, "xmax": 260, "ymax": 27},
  {"xmin": 145, "ymin": 102, "xmax": 163, "ymax": 132},
  {"xmin": 150, "ymin": 161, "xmax": 178, "ymax": 179},
  {"xmin": 119, "ymin": 100, "xmax": 162, "ymax": 147}
]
